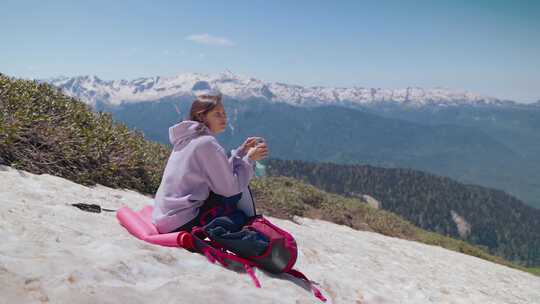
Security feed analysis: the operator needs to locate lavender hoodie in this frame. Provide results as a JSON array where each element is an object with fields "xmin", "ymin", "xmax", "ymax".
[{"xmin": 152, "ymin": 120, "xmax": 254, "ymax": 233}]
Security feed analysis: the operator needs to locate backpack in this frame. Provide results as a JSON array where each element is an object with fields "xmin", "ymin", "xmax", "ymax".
[{"xmin": 177, "ymin": 187, "xmax": 327, "ymax": 302}]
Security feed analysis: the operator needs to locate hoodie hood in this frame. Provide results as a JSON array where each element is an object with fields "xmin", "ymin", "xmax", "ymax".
[{"xmin": 168, "ymin": 120, "xmax": 213, "ymax": 147}]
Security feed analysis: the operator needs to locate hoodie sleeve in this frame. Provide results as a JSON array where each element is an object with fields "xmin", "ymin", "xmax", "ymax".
[
  {"xmin": 230, "ymin": 146, "xmax": 247, "ymax": 159},
  {"xmin": 195, "ymin": 137, "xmax": 254, "ymax": 197}
]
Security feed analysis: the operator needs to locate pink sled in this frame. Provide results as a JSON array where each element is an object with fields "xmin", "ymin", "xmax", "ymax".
[{"xmin": 116, "ymin": 205, "xmax": 181, "ymax": 247}]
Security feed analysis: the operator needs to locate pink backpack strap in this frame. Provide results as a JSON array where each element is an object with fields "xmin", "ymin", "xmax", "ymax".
[
  {"xmin": 243, "ymin": 264, "xmax": 261, "ymax": 288},
  {"xmin": 287, "ymin": 269, "xmax": 327, "ymax": 302}
]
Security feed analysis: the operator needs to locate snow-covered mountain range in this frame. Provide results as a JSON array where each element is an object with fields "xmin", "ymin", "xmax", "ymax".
[{"xmin": 44, "ymin": 71, "xmax": 512, "ymax": 108}]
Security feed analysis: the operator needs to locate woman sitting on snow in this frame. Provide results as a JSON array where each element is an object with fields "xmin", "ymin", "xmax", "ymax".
[{"xmin": 152, "ymin": 90, "xmax": 268, "ymax": 254}]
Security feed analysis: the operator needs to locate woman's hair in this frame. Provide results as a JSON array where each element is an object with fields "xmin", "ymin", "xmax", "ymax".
[{"xmin": 188, "ymin": 93, "xmax": 223, "ymax": 131}]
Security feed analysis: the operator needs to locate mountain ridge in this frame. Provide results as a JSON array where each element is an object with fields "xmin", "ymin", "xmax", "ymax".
[{"xmin": 44, "ymin": 71, "xmax": 519, "ymax": 108}]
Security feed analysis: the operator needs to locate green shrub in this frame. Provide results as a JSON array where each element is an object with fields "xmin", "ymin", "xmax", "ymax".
[{"xmin": 0, "ymin": 74, "xmax": 169, "ymax": 193}]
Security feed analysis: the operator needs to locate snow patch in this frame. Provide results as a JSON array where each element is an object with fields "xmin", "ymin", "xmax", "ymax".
[
  {"xmin": 1, "ymin": 165, "xmax": 538, "ymax": 303},
  {"xmin": 451, "ymin": 210, "xmax": 472, "ymax": 239}
]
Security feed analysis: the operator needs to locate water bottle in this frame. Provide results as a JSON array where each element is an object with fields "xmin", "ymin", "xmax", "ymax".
[
  {"xmin": 254, "ymin": 138, "xmax": 267, "ymax": 178},
  {"xmin": 255, "ymin": 160, "xmax": 267, "ymax": 178}
]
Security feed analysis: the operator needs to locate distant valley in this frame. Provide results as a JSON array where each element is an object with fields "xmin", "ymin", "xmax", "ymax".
[{"xmin": 47, "ymin": 73, "xmax": 540, "ymax": 209}]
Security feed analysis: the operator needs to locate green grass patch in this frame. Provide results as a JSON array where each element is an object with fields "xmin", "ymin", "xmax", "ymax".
[{"xmin": 526, "ymin": 267, "xmax": 540, "ymax": 276}]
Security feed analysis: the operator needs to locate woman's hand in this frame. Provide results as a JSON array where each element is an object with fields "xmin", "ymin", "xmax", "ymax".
[
  {"xmin": 239, "ymin": 137, "xmax": 263, "ymax": 155},
  {"xmin": 247, "ymin": 143, "xmax": 269, "ymax": 162}
]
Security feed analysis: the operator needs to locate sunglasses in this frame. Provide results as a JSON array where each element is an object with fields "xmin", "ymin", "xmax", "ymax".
[{"xmin": 197, "ymin": 93, "xmax": 222, "ymax": 102}]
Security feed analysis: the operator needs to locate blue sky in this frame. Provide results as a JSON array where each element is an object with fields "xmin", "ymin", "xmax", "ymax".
[{"xmin": 1, "ymin": 0, "xmax": 539, "ymax": 102}]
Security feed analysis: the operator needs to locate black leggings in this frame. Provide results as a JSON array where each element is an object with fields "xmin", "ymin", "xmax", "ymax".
[
  {"xmin": 172, "ymin": 191, "xmax": 239, "ymax": 232},
  {"xmin": 172, "ymin": 213, "xmax": 202, "ymax": 233}
]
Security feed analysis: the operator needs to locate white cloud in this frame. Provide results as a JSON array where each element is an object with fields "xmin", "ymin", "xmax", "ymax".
[{"xmin": 186, "ymin": 33, "xmax": 235, "ymax": 47}]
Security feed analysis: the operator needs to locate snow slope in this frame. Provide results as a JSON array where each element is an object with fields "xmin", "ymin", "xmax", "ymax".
[{"xmin": 1, "ymin": 165, "xmax": 539, "ymax": 304}]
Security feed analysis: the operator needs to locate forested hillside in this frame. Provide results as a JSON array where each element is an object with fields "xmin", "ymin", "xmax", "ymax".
[{"xmin": 265, "ymin": 159, "xmax": 540, "ymax": 266}]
